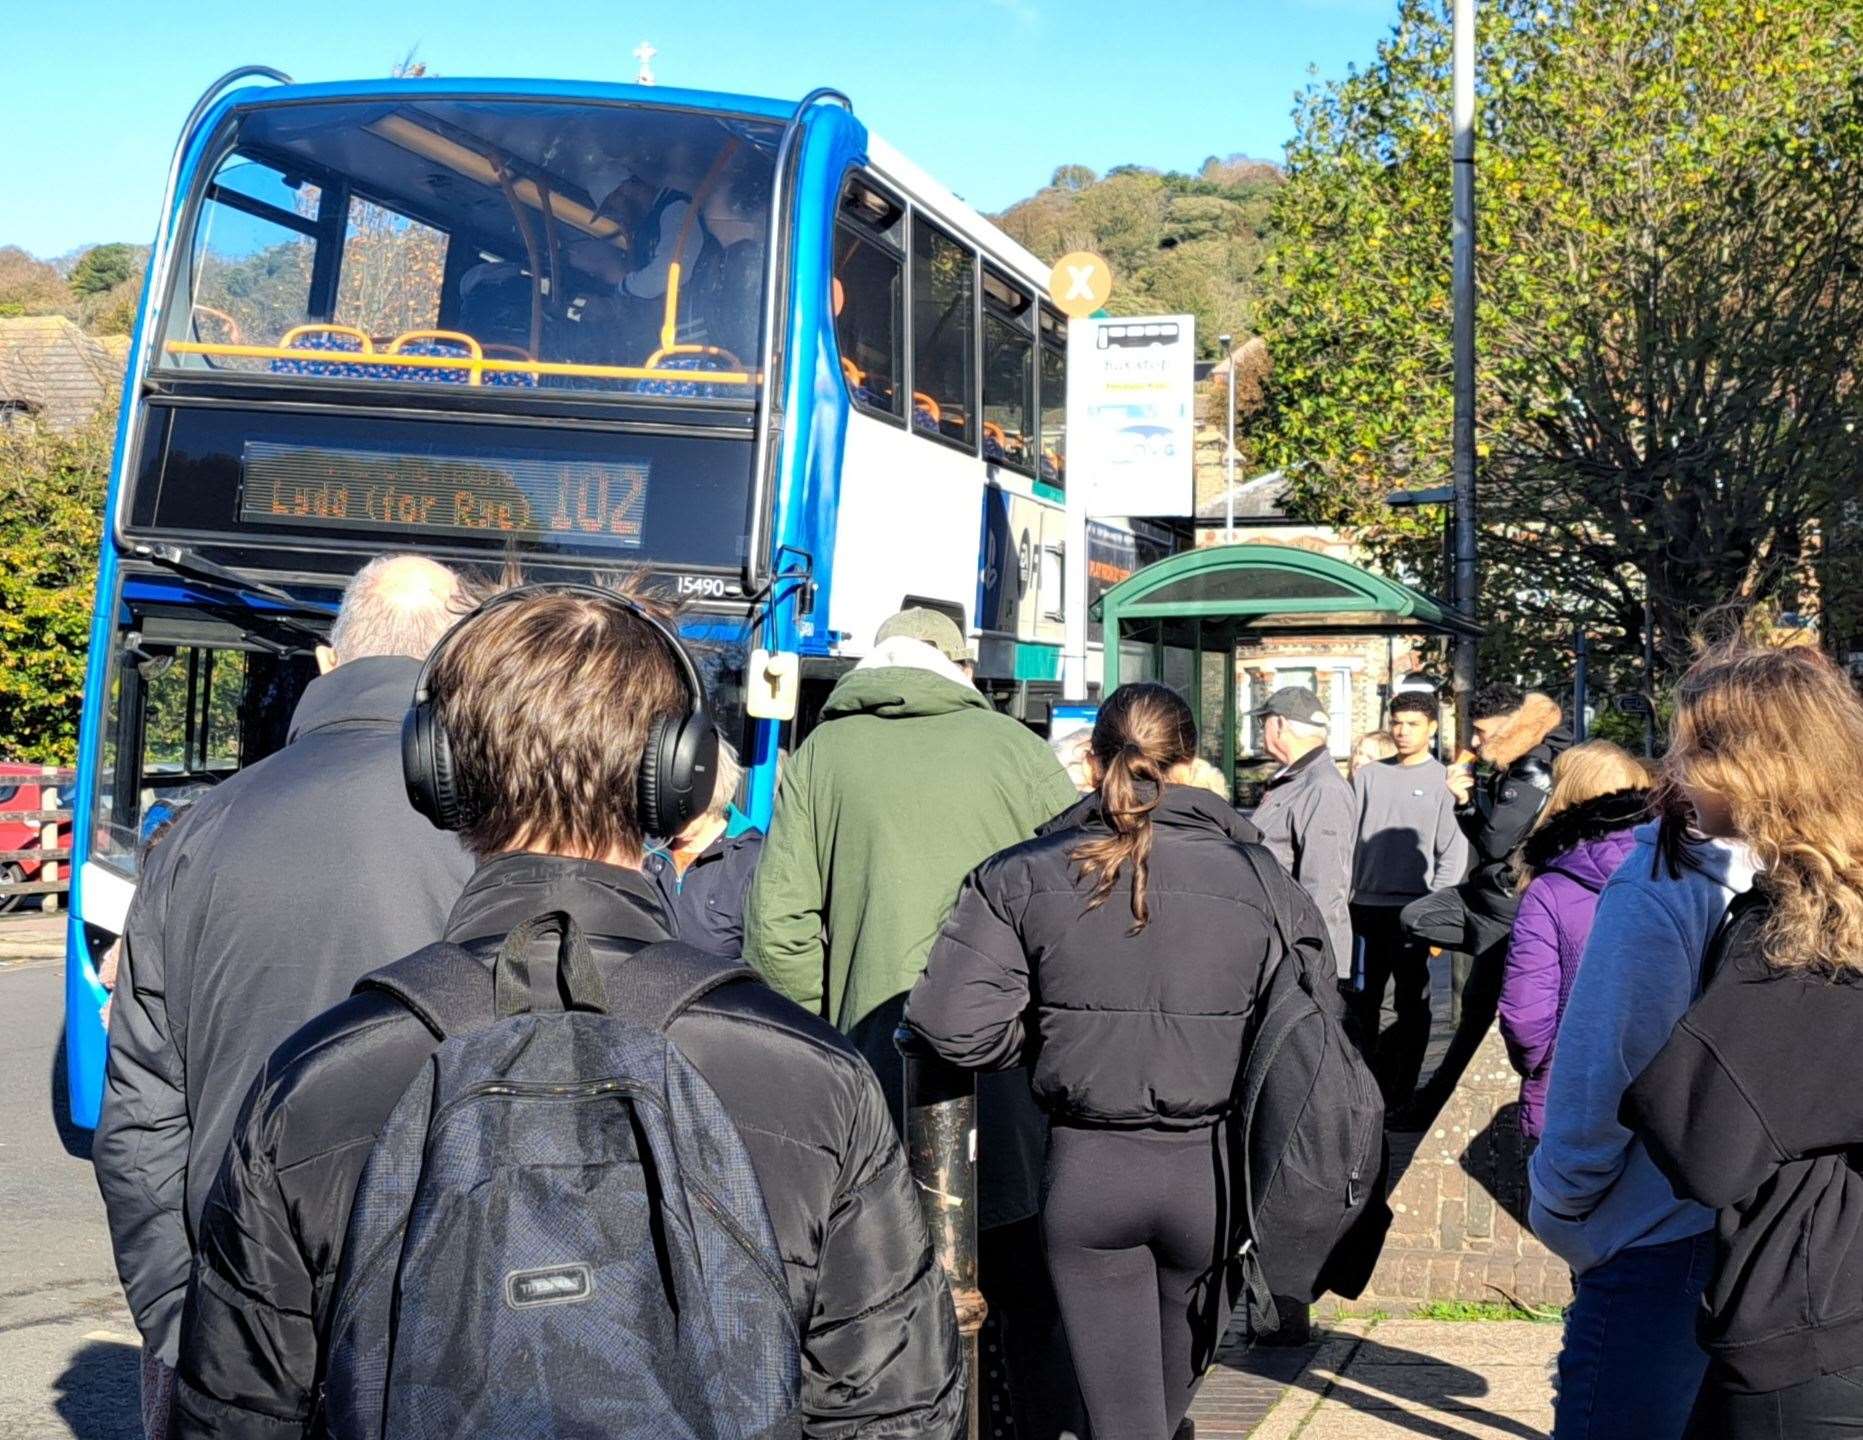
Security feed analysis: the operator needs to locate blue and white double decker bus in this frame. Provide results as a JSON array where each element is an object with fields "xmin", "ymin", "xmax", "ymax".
[{"xmin": 63, "ymin": 68, "xmax": 1158, "ymax": 1126}]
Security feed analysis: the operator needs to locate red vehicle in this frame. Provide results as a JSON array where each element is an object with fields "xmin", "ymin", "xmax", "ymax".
[{"xmin": 0, "ymin": 764, "xmax": 72, "ymax": 914}]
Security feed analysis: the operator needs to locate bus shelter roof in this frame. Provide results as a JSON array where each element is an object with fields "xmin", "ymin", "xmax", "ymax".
[{"xmin": 1091, "ymin": 542, "xmax": 1481, "ymax": 642}]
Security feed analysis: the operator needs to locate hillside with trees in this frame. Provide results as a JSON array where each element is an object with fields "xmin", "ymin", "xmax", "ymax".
[
  {"xmin": 994, "ymin": 155, "xmax": 1283, "ymax": 359},
  {"xmin": 0, "ymin": 241, "xmax": 146, "ymax": 335}
]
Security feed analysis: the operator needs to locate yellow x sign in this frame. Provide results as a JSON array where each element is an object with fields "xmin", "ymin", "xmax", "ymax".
[{"xmin": 1049, "ymin": 251, "xmax": 1113, "ymax": 319}]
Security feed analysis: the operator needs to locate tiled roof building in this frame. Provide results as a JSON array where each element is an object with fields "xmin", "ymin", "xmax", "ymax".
[{"xmin": 0, "ymin": 316, "xmax": 124, "ymax": 432}]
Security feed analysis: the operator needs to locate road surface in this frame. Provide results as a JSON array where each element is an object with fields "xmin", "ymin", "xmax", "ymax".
[{"xmin": 0, "ymin": 917, "xmax": 140, "ymax": 1440}]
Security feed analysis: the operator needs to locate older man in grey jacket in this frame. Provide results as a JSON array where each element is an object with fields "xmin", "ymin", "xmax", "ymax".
[
  {"xmin": 1250, "ymin": 686, "xmax": 1355, "ymax": 977},
  {"xmin": 94, "ymin": 555, "xmax": 475, "ymax": 1438}
]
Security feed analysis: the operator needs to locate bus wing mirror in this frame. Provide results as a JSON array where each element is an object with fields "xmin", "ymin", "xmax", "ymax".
[{"xmin": 747, "ymin": 649, "xmax": 800, "ymax": 722}]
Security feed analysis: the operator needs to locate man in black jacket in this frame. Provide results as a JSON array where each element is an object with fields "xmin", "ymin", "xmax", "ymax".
[
  {"xmin": 94, "ymin": 555, "xmax": 475, "ymax": 1411},
  {"xmin": 1397, "ymin": 684, "xmax": 1571, "ymax": 1121},
  {"xmin": 174, "ymin": 586, "xmax": 962, "ymax": 1439}
]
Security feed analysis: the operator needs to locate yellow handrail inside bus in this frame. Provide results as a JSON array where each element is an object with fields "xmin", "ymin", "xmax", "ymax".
[
  {"xmin": 163, "ymin": 338, "xmax": 757, "ymax": 386},
  {"xmin": 386, "ymin": 330, "xmax": 486, "ymax": 386},
  {"xmin": 659, "ymin": 262, "xmax": 683, "ymax": 355}
]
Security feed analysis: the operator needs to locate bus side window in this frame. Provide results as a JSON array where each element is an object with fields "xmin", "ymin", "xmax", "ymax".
[
  {"xmin": 834, "ymin": 226, "xmax": 903, "ymax": 418},
  {"xmin": 982, "ymin": 268, "xmax": 1034, "ymax": 475},
  {"xmin": 1039, "ymin": 305, "xmax": 1067, "ymax": 490},
  {"xmin": 911, "ymin": 216, "xmax": 976, "ymax": 451},
  {"xmin": 835, "ymin": 175, "xmax": 906, "ymax": 420}
]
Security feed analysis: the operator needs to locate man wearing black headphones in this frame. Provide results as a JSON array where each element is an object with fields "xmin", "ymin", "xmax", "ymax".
[{"xmin": 173, "ymin": 584, "xmax": 963, "ymax": 1439}]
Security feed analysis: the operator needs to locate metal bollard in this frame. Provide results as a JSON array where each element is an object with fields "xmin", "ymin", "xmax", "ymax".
[{"xmin": 896, "ymin": 1023, "xmax": 985, "ymax": 1440}]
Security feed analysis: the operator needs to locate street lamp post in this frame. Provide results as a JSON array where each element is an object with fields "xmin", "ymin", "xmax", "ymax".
[
  {"xmin": 1220, "ymin": 333, "xmax": 1236, "ymax": 543},
  {"xmin": 1450, "ymin": 0, "xmax": 1480, "ymax": 749}
]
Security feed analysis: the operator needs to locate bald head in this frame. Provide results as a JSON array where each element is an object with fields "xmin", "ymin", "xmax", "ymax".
[{"xmin": 324, "ymin": 555, "xmax": 465, "ymax": 668}]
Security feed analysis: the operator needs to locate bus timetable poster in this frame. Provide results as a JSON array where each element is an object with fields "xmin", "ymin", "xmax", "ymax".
[{"xmin": 1065, "ymin": 314, "xmax": 1196, "ymax": 519}]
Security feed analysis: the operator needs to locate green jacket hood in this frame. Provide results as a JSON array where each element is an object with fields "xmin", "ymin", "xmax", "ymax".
[{"xmin": 820, "ymin": 665, "xmax": 992, "ymax": 721}]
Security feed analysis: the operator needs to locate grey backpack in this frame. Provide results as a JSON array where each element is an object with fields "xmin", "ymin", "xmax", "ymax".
[{"xmin": 318, "ymin": 912, "xmax": 802, "ymax": 1439}]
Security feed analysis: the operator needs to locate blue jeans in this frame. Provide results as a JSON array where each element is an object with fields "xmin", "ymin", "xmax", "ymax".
[{"xmin": 1554, "ymin": 1230, "xmax": 1714, "ymax": 1440}]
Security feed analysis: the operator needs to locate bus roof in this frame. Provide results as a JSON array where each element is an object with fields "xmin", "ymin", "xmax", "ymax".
[
  {"xmin": 207, "ymin": 77, "xmax": 1052, "ymax": 301},
  {"xmin": 865, "ymin": 132, "xmax": 1053, "ymax": 297},
  {"xmin": 216, "ymin": 75, "xmax": 800, "ymax": 124}
]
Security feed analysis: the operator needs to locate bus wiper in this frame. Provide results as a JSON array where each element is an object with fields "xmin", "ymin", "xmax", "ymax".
[{"xmin": 131, "ymin": 542, "xmax": 335, "ymax": 649}]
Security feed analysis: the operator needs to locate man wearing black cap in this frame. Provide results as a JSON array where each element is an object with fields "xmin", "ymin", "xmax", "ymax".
[{"xmin": 1250, "ymin": 685, "xmax": 1355, "ymax": 980}]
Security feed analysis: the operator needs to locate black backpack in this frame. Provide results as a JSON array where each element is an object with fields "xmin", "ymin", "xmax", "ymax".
[
  {"xmin": 1228, "ymin": 848, "xmax": 1392, "ymax": 1333},
  {"xmin": 317, "ymin": 912, "xmax": 803, "ymax": 1439}
]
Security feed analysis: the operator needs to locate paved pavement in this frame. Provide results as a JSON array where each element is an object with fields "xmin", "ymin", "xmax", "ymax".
[
  {"xmin": 0, "ymin": 916, "xmax": 142, "ymax": 1440},
  {"xmin": 1241, "ymin": 1318, "xmax": 1559, "ymax": 1440},
  {"xmin": 0, "ymin": 912, "xmax": 1559, "ymax": 1439}
]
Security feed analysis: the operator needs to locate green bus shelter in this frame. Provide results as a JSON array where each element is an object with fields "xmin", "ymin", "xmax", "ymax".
[{"xmin": 1092, "ymin": 542, "xmax": 1481, "ymax": 797}]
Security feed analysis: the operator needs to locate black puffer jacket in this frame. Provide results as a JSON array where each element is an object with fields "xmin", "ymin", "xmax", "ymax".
[
  {"xmin": 1624, "ymin": 892, "xmax": 1863, "ymax": 1393},
  {"xmin": 1459, "ymin": 704, "xmax": 1573, "ymax": 938},
  {"xmin": 174, "ymin": 854, "xmax": 961, "ymax": 1439},
  {"xmin": 904, "ymin": 786, "xmax": 1335, "ymax": 1129}
]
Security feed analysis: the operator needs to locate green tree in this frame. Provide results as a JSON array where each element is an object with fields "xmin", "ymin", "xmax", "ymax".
[
  {"xmin": 1254, "ymin": 0, "xmax": 1863, "ymax": 687},
  {"xmin": 0, "ymin": 408, "xmax": 111, "ymax": 763},
  {"xmin": 69, "ymin": 243, "xmax": 139, "ymax": 297}
]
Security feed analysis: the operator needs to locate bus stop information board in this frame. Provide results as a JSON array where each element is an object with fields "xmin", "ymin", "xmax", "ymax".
[{"xmin": 1065, "ymin": 314, "xmax": 1197, "ymax": 518}]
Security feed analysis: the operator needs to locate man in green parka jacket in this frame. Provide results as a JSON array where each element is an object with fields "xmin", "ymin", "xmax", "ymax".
[{"xmin": 744, "ymin": 606, "xmax": 1083, "ymax": 1436}]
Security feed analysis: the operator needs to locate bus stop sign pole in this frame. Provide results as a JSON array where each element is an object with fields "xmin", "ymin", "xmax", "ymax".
[{"xmin": 1451, "ymin": 0, "xmax": 1481, "ymax": 747}]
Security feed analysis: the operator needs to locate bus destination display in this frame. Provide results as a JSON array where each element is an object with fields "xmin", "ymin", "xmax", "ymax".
[{"xmin": 240, "ymin": 441, "xmax": 649, "ymax": 548}]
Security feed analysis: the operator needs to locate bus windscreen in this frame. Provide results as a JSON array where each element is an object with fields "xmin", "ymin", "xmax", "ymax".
[{"xmin": 161, "ymin": 98, "xmax": 782, "ymax": 400}]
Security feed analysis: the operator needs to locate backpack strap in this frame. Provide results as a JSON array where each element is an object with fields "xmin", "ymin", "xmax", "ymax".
[
  {"xmin": 356, "ymin": 941, "xmax": 498, "ymax": 1041},
  {"xmin": 604, "ymin": 938, "xmax": 761, "ymax": 1033}
]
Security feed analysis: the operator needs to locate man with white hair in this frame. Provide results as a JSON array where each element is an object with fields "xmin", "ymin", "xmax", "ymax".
[
  {"xmin": 645, "ymin": 734, "xmax": 763, "ymax": 955},
  {"xmin": 1250, "ymin": 685, "xmax": 1356, "ymax": 980},
  {"xmin": 95, "ymin": 553, "xmax": 475, "ymax": 1435}
]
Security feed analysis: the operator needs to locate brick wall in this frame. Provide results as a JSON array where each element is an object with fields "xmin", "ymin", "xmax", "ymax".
[{"xmin": 1348, "ymin": 1027, "xmax": 1574, "ymax": 1310}]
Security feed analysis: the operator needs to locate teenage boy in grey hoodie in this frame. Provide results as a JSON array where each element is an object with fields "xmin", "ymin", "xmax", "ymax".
[{"xmin": 1529, "ymin": 819, "xmax": 1756, "ymax": 1440}]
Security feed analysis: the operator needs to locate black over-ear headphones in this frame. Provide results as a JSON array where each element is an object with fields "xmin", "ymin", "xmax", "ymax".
[{"xmin": 402, "ymin": 583, "xmax": 720, "ymax": 841}]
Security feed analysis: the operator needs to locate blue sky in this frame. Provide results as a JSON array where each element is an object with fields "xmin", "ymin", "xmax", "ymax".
[{"xmin": 3, "ymin": 0, "xmax": 1399, "ymax": 258}]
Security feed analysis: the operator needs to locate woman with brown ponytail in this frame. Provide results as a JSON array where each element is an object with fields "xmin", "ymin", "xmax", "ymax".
[{"xmin": 906, "ymin": 683, "xmax": 1334, "ymax": 1439}]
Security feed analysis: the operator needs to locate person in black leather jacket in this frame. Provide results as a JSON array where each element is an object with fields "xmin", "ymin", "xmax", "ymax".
[
  {"xmin": 173, "ymin": 587, "xmax": 961, "ymax": 1440},
  {"xmin": 906, "ymin": 682, "xmax": 1334, "ymax": 1440},
  {"xmin": 1396, "ymin": 684, "xmax": 1571, "ymax": 1121}
]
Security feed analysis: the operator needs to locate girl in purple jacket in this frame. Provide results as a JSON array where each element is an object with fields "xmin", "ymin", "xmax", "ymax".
[{"xmin": 1497, "ymin": 742, "xmax": 1652, "ymax": 1140}]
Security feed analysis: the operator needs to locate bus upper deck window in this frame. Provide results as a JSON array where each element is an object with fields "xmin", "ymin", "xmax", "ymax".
[
  {"xmin": 159, "ymin": 100, "xmax": 782, "ymax": 400},
  {"xmin": 179, "ymin": 157, "xmax": 321, "ymax": 357},
  {"xmin": 982, "ymin": 268, "xmax": 1034, "ymax": 475},
  {"xmin": 1039, "ymin": 306, "xmax": 1067, "ymax": 490},
  {"xmin": 333, "ymin": 198, "xmax": 447, "ymax": 340},
  {"xmin": 911, "ymin": 217, "xmax": 976, "ymax": 450}
]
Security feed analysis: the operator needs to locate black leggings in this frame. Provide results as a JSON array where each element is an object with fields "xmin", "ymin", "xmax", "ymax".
[{"xmin": 1041, "ymin": 1126, "xmax": 1230, "ymax": 1440}]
